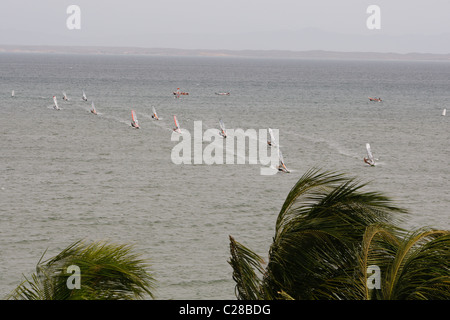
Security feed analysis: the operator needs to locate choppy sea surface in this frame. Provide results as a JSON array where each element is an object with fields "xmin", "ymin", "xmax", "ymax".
[{"xmin": 0, "ymin": 53, "xmax": 449, "ymax": 299}]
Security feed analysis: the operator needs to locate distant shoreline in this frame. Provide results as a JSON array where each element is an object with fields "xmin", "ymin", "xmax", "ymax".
[{"xmin": 1, "ymin": 44, "xmax": 449, "ymax": 61}]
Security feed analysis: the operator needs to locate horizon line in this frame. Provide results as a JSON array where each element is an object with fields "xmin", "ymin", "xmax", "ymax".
[{"xmin": 1, "ymin": 44, "xmax": 449, "ymax": 61}]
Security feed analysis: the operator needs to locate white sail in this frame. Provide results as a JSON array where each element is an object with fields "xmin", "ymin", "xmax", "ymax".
[
  {"xmin": 366, "ymin": 143, "xmax": 374, "ymax": 161},
  {"xmin": 91, "ymin": 102, "xmax": 97, "ymax": 115},
  {"xmin": 277, "ymin": 149, "xmax": 289, "ymax": 173},
  {"xmin": 365, "ymin": 143, "xmax": 375, "ymax": 166},
  {"xmin": 82, "ymin": 91, "xmax": 87, "ymax": 101},
  {"xmin": 152, "ymin": 106, "xmax": 159, "ymax": 120},
  {"xmin": 53, "ymin": 96, "xmax": 60, "ymax": 110},
  {"xmin": 11, "ymin": 90, "xmax": 14, "ymax": 97},
  {"xmin": 442, "ymin": 108, "xmax": 446, "ymax": 116},
  {"xmin": 268, "ymin": 128, "xmax": 276, "ymax": 147}
]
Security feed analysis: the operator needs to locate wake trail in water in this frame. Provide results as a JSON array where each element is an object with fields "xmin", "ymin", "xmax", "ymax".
[
  {"xmin": 101, "ymin": 114, "xmax": 130, "ymax": 126},
  {"xmin": 139, "ymin": 113, "xmax": 169, "ymax": 128},
  {"xmin": 77, "ymin": 103, "xmax": 91, "ymax": 113},
  {"xmin": 283, "ymin": 128, "xmax": 359, "ymax": 159}
]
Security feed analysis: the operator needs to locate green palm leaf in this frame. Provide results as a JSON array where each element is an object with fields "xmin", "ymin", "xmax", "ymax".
[
  {"xmin": 382, "ymin": 228, "xmax": 450, "ymax": 300},
  {"xmin": 264, "ymin": 168, "xmax": 406, "ymax": 299},
  {"xmin": 228, "ymin": 236, "xmax": 266, "ymax": 300},
  {"xmin": 354, "ymin": 223, "xmax": 402, "ymax": 300},
  {"xmin": 228, "ymin": 168, "xmax": 421, "ymax": 300},
  {"xmin": 8, "ymin": 240, "xmax": 156, "ymax": 300}
]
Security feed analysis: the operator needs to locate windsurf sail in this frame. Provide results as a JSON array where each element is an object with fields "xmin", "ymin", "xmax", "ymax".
[
  {"xmin": 11, "ymin": 90, "xmax": 14, "ymax": 97},
  {"xmin": 91, "ymin": 102, "xmax": 97, "ymax": 115},
  {"xmin": 219, "ymin": 119, "xmax": 227, "ymax": 138},
  {"xmin": 82, "ymin": 91, "xmax": 87, "ymax": 101},
  {"xmin": 131, "ymin": 110, "xmax": 139, "ymax": 128},
  {"xmin": 53, "ymin": 96, "xmax": 60, "ymax": 110},
  {"xmin": 152, "ymin": 106, "xmax": 159, "ymax": 120},
  {"xmin": 267, "ymin": 128, "xmax": 276, "ymax": 147},
  {"xmin": 442, "ymin": 108, "xmax": 447, "ymax": 116},
  {"xmin": 277, "ymin": 149, "xmax": 290, "ymax": 173},
  {"xmin": 364, "ymin": 143, "xmax": 375, "ymax": 166},
  {"xmin": 173, "ymin": 115, "xmax": 181, "ymax": 133},
  {"xmin": 175, "ymin": 88, "xmax": 180, "ymax": 99}
]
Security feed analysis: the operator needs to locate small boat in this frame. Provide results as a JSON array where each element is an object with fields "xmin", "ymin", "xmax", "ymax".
[
  {"xmin": 82, "ymin": 91, "xmax": 88, "ymax": 101},
  {"xmin": 90, "ymin": 102, "xmax": 97, "ymax": 115},
  {"xmin": 219, "ymin": 119, "xmax": 227, "ymax": 138},
  {"xmin": 152, "ymin": 106, "xmax": 159, "ymax": 120},
  {"xmin": 62, "ymin": 92, "xmax": 69, "ymax": 101},
  {"xmin": 53, "ymin": 96, "xmax": 60, "ymax": 110},
  {"xmin": 173, "ymin": 115, "xmax": 181, "ymax": 133},
  {"xmin": 277, "ymin": 149, "xmax": 290, "ymax": 173},
  {"xmin": 11, "ymin": 90, "xmax": 14, "ymax": 97},
  {"xmin": 364, "ymin": 143, "xmax": 376, "ymax": 166},
  {"xmin": 215, "ymin": 92, "xmax": 230, "ymax": 96},
  {"xmin": 442, "ymin": 108, "xmax": 446, "ymax": 116},
  {"xmin": 131, "ymin": 110, "xmax": 140, "ymax": 129},
  {"xmin": 369, "ymin": 97, "xmax": 382, "ymax": 102},
  {"xmin": 173, "ymin": 88, "xmax": 189, "ymax": 98}
]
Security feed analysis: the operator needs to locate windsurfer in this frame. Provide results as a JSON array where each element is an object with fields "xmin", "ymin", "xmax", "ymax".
[{"xmin": 364, "ymin": 157, "xmax": 374, "ymax": 166}]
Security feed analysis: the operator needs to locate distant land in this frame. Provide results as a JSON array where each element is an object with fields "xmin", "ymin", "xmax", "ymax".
[{"xmin": 1, "ymin": 45, "xmax": 449, "ymax": 61}]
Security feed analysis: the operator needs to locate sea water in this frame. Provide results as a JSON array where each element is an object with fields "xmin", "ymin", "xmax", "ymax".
[{"xmin": 0, "ymin": 53, "xmax": 449, "ymax": 299}]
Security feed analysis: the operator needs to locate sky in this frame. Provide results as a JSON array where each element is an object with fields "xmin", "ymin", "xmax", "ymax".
[{"xmin": 1, "ymin": 0, "xmax": 449, "ymax": 53}]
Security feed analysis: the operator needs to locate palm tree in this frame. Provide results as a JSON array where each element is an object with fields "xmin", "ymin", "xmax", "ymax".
[
  {"xmin": 363, "ymin": 227, "xmax": 449, "ymax": 300},
  {"xmin": 228, "ymin": 168, "xmax": 450, "ymax": 300},
  {"xmin": 8, "ymin": 240, "xmax": 156, "ymax": 300}
]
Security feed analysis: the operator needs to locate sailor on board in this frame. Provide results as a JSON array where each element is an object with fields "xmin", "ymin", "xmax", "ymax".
[
  {"xmin": 278, "ymin": 164, "xmax": 289, "ymax": 173},
  {"xmin": 364, "ymin": 157, "xmax": 375, "ymax": 166},
  {"xmin": 131, "ymin": 117, "xmax": 139, "ymax": 128}
]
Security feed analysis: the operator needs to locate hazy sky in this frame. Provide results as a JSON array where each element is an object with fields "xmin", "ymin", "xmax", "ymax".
[{"xmin": 1, "ymin": 0, "xmax": 449, "ymax": 53}]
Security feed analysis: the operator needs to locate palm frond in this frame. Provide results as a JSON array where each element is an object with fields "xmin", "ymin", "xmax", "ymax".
[
  {"xmin": 8, "ymin": 240, "xmax": 156, "ymax": 300},
  {"xmin": 383, "ymin": 228, "xmax": 450, "ymax": 300},
  {"xmin": 263, "ymin": 168, "xmax": 407, "ymax": 299},
  {"xmin": 353, "ymin": 224, "xmax": 402, "ymax": 299},
  {"xmin": 228, "ymin": 236, "xmax": 265, "ymax": 300},
  {"xmin": 229, "ymin": 168, "xmax": 448, "ymax": 300}
]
